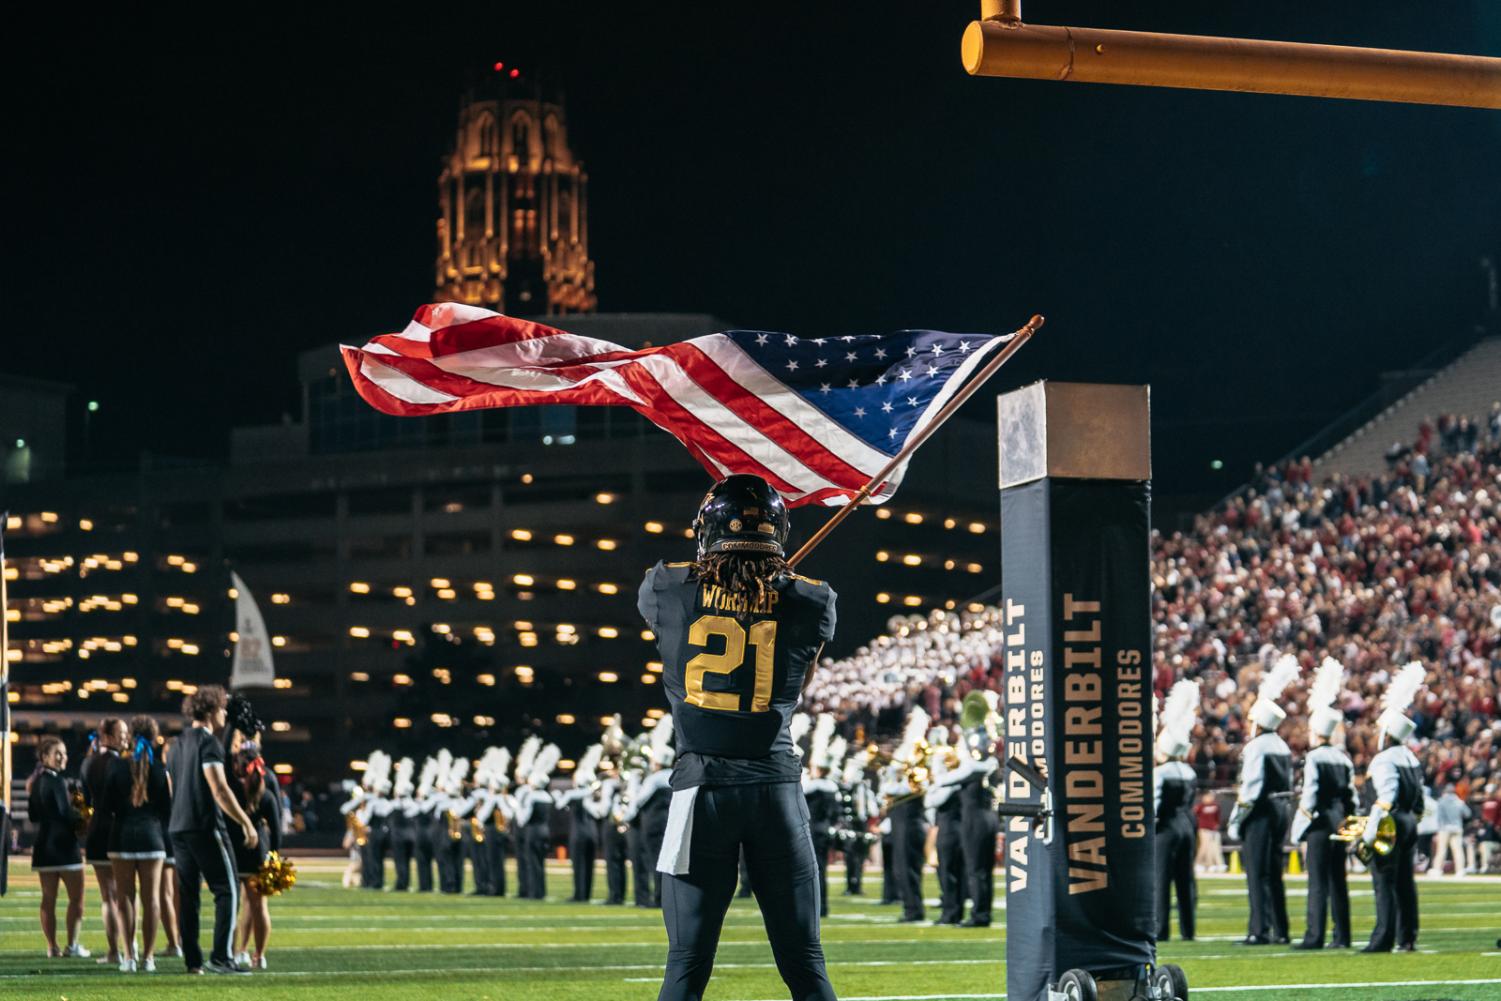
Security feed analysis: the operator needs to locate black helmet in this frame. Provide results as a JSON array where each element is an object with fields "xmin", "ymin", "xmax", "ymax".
[{"xmin": 693, "ymin": 475, "xmax": 790, "ymax": 558}]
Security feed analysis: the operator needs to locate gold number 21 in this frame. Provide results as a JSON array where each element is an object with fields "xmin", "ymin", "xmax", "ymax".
[{"xmin": 684, "ymin": 615, "xmax": 777, "ymax": 713}]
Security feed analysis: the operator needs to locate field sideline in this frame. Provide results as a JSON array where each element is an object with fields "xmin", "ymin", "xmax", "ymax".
[{"xmin": 1, "ymin": 859, "xmax": 1498, "ymax": 1000}]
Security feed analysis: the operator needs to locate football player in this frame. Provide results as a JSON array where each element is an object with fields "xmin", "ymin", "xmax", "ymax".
[{"xmin": 640, "ymin": 474, "xmax": 838, "ymax": 1001}]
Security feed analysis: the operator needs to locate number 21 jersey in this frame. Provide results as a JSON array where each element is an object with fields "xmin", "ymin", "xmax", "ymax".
[{"xmin": 638, "ymin": 561, "xmax": 837, "ymax": 789}]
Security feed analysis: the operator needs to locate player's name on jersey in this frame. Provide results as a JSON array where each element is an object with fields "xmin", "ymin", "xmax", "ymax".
[{"xmin": 698, "ymin": 583, "xmax": 780, "ymax": 615}]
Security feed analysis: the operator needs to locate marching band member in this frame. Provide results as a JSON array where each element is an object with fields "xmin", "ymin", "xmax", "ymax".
[
  {"xmin": 954, "ymin": 691, "xmax": 1002, "ymax": 928},
  {"xmin": 462, "ymin": 757, "xmax": 492, "ymax": 896},
  {"xmin": 1361, "ymin": 662, "xmax": 1427, "ymax": 953},
  {"xmin": 1292, "ymin": 658, "xmax": 1356, "ymax": 950},
  {"xmin": 368, "ymin": 754, "xmax": 394, "ymax": 891},
  {"xmin": 480, "ymin": 748, "xmax": 514, "ymax": 898},
  {"xmin": 29, "ymin": 735, "xmax": 89, "ymax": 958},
  {"xmin": 511, "ymin": 739, "xmax": 543, "ymax": 898},
  {"xmin": 639, "ymin": 473, "xmax": 838, "ymax": 1001},
  {"xmin": 635, "ymin": 720, "xmax": 675, "ymax": 909},
  {"xmin": 884, "ymin": 706, "xmax": 931, "ymax": 924},
  {"xmin": 339, "ymin": 779, "xmax": 366, "ymax": 889},
  {"xmin": 411, "ymin": 756, "xmax": 441, "ymax": 893},
  {"xmin": 516, "ymin": 743, "xmax": 560, "ymax": 900},
  {"xmin": 388, "ymin": 758, "xmax": 418, "ymax": 892},
  {"xmin": 838, "ymin": 750, "xmax": 876, "ymax": 896},
  {"xmin": 1155, "ymin": 680, "xmax": 1200, "ymax": 943},
  {"xmin": 438, "ymin": 755, "xmax": 469, "ymax": 894},
  {"xmin": 558, "ymin": 743, "xmax": 608, "ymax": 902},
  {"xmin": 1228, "ymin": 654, "xmax": 1299, "ymax": 945},
  {"xmin": 600, "ymin": 754, "xmax": 630, "ymax": 905},
  {"xmin": 922, "ymin": 725, "xmax": 965, "ymax": 926},
  {"xmin": 803, "ymin": 718, "xmax": 841, "ymax": 919}
]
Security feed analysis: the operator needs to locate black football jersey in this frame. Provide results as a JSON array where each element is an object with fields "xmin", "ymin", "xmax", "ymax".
[{"xmin": 638, "ymin": 561, "xmax": 836, "ymax": 786}]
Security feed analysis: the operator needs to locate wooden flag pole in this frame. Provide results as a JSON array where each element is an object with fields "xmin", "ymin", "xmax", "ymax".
[{"xmin": 787, "ymin": 313, "xmax": 1043, "ymax": 569}]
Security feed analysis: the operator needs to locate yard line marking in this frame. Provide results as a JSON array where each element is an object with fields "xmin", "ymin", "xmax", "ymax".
[{"xmin": 1193, "ymin": 978, "xmax": 1501, "ymax": 993}]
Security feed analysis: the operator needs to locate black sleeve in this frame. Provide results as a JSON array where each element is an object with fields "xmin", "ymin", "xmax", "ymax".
[
  {"xmin": 152, "ymin": 766, "xmax": 173, "ymax": 825},
  {"xmin": 818, "ymin": 585, "xmax": 838, "ymax": 644},
  {"xmin": 262, "ymin": 789, "xmax": 283, "ymax": 853},
  {"xmin": 198, "ymin": 733, "xmax": 225, "ymax": 769},
  {"xmin": 637, "ymin": 564, "xmax": 661, "ymax": 632}
]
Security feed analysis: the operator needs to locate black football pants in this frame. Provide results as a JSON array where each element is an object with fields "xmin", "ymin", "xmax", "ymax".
[
  {"xmin": 1242, "ymin": 805, "xmax": 1289, "ymax": 940},
  {"xmin": 934, "ymin": 813, "xmax": 965, "ymax": 923},
  {"xmin": 171, "ymin": 829, "xmax": 238, "ymax": 970},
  {"xmin": 658, "ymin": 782, "xmax": 836, "ymax": 1001},
  {"xmin": 1301, "ymin": 826, "xmax": 1350, "ymax": 946},
  {"xmin": 1367, "ymin": 812, "xmax": 1419, "ymax": 951}
]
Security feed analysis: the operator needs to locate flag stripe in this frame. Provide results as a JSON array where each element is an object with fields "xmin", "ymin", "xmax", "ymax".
[{"xmin": 341, "ymin": 306, "xmax": 1008, "ymax": 507}]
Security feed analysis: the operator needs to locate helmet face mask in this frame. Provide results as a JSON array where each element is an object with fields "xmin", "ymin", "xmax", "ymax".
[{"xmin": 693, "ymin": 474, "xmax": 790, "ymax": 559}]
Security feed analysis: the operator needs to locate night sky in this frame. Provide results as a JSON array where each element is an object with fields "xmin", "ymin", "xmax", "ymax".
[{"xmin": 4, "ymin": 3, "xmax": 1498, "ymax": 511}]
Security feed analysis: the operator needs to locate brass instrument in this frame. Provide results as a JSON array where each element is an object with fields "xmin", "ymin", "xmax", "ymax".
[
  {"xmin": 491, "ymin": 806, "xmax": 508, "ymax": 835},
  {"xmin": 1332, "ymin": 814, "xmax": 1397, "ymax": 865},
  {"xmin": 345, "ymin": 810, "xmax": 369, "ymax": 848},
  {"xmin": 446, "ymin": 808, "xmax": 463, "ymax": 842},
  {"xmin": 470, "ymin": 815, "xmax": 486, "ymax": 844}
]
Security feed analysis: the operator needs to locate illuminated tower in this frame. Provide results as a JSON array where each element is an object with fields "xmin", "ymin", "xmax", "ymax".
[{"xmin": 435, "ymin": 69, "xmax": 596, "ymax": 315}]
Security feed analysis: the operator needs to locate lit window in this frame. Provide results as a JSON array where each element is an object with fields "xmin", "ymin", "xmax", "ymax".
[
  {"xmin": 644, "ymin": 521, "xmax": 664, "ymax": 533},
  {"xmin": 597, "ymin": 626, "xmax": 619, "ymax": 638},
  {"xmin": 271, "ymin": 593, "xmax": 291, "ymax": 604},
  {"xmin": 270, "ymin": 721, "xmax": 291, "ymax": 733},
  {"xmin": 968, "ymin": 522, "xmax": 986, "ymax": 534},
  {"xmin": 271, "ymin": 636, "xmax": 287, "ymax": 648},
  {"xmin": 902, "ymin": 554, "xmax": 921, "ymax": 566},
  {"xmin": 349, "ymin": 582, "xmax": 371, "ymax": 594},
  {"xmin": 557, "ymin": 578, "xmax": 577, "ymax": 591},
  {"xmin": 477, "ymin": 673, "xmax": 496, "ymax": 686},
  {"xmin": 430, "ymin": 577, "xmax": 451, "ymax": 589},
  {"xmin": 431, "ymin": 623, "xmax": 451, "ymax": 635},
  {"xmin": 520, "ymin": 473, "xmax": 534, "ymax": 484},
  {"xmin": 273, "ymin": 764, "xmax": 294, "ymax": 774},
  {"xmin": 513, "ymin": 573, "xmax": 534, "ymax": 586},
  {"xmin": 515, "ymin": 666, "xmax": 535, "ymax": 684},
  {"xmin": 598, "ymin": 671, "xmax": 619, "ymax": 683},
  {"xmin": 876, "ymin": 592, "xmax": 891, "ymax": 604},
  {"xmin": 943, "ymin": 517, "xmax": 957, "ymax": 529},
  {"xmin": 556, "ymin": 713, "xmax": 576, "ymax": 725},
  {"xmin": 875, "ymin": 508, "xmax": 892, "ymax": 520},
  {"xmin": 903, "ymin": 595, "xmax": 922, "ymax": 607},
  {"xmin": 79, "ymin": 518, "xmax": 94, "ymax": 531},
  {"xmin": 875, "ymin": 551, "xmax": 890, "ymax": 562},
  {"xmin": 393, "ymin": 673, "xmax": 413, "ymax": 686},
  {"xmin": 646, "ymin": 661, "xmax": 663, "ymax": 673},
  {"xmin": 437, "ymin": 588, "xmax": 457, "ymax": 599},
  {"xmin": 904, "ymin": 513, "xmax": 924, "ymax": 525},
  {"xmin": 597, "ymin": 582, "xmax": 619, "ymax": 595},
  {"xmin": 595, "ymin": 492, "xmax": 615, "ymax": 504},
  {"xmin": 511, "ymin": 528, "xmax": 533, "ymax": 541},
  {"xmin": 273, "ymin": 678, "xmax": 293, "ymax": 689},
  {"xmin": 967, "ymin": 563, "xmax": 983, "ymax": 573},
  {"xmin": 348, "ymin": 626, "xmax": 370, "ymax": 638},
  {"xmin": 641, "ymin": 674, "xmax": 657, "ymax": 685},
  {"xmin": 393, "ymin": 718, "xmax": 412, "ymax": 729},
  {"xmin": 351, "ymin": 672, "xmax": 370, "ymax": 682},
  {"xmin": 596, "ymin": 538, "xmax": 618, "ymax": 551},
  {"xmin": 641, "ymin": 629, "xmax": 655, "ymax": 641},
  {"xmin": 554, "ymin": 533, "xmax": 574, "ymax": 546},
  {"xmin": 944, "ymin": 559, "xmax": 956, "ymax": 570},
  {"xmin": 392, "ymin": 586, "xmax": 413, "ymax": 598},
  {"xmin": 646, "ymin": 708, "xmax": 667, "ymax": 719}
]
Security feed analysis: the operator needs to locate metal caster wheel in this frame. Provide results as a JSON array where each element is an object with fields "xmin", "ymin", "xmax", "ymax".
[
  {"xmin": 1057, "ymin": 969, "xmax": 1099, "ymax": 1001},
  {"xmin": 1152, "ymin": 963, "xmax": 1189, "ymax": 1001}
]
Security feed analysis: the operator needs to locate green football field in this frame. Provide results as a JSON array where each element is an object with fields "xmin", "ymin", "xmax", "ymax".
[{"xmin": 2, "ymin": 858, "xmax": 1498, "ymax": 1000}]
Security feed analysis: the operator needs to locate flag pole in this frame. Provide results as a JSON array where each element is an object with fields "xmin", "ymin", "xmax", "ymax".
[{"xmin": 787, "ymin": 313, "xmax": 1044, "ymax": 569}]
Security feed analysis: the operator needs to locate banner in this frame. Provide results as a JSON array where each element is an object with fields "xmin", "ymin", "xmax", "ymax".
[
  {"xmin": 1001, "ymin": 479, "xmax": 1155, "ymax": 1001},
  {"xmin": 229, "ymin": 571, "xmax": 276, "ymax": 690}
]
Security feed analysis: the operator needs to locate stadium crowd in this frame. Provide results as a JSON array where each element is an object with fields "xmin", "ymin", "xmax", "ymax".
[{"xmin": 807, "ymin": 401, "xmax": 1501, "ymax": 871}]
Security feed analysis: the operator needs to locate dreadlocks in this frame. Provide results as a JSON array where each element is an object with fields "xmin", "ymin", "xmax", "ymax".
[{"xmin": 692, "ymin": 552, "xmax": 788, "ymax": 611}]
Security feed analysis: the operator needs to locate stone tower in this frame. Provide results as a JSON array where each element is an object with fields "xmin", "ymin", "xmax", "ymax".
[{"xmin": 435, "ymin": 74, "xmax": 596, "ymax": 315}]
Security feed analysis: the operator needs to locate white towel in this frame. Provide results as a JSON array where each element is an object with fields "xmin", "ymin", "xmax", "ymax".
[{"xmin": 656, "ymin": 787, "xmax": 700, "ymax": 875}]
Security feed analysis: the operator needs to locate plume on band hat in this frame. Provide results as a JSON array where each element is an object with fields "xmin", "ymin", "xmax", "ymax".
[
  {"xmin": 789, "ymin": 713, "xmax": 811, "ymax": 753},
  {"xmin": 1309, "ymin": 657, "xmax": 1345, "ymax": 713},
  {"xmin": 529, "ymin": 742, "xmax": 561, "ymax": 784},
  {"xmin": 810, "ymin": 714, "xmax": 835, "ymax": 770},
  {"xmin": 896, "ymin": 705, "xmax": 931, "ymax": 764},
  {"xmin": 650, "ymin": 714, "xmax": 675, "ymax": 757},
  {"xmin": 575, "ymin": 743, "xmax": 604, "ymax": 786},
  {"xmin": 514, "ymin": 736, "xmax": 542, "ymax": 784},
  {"xmin": 1159, "ymin": 679, "xmax": 1199, "ymax": 747},
  {"xmin": 1381, "ymin": 662, "xmax": 1426, "ymax": 720},
  {"xmin": 1259, "ymin": 654, "xmax": 1301, "ymax": 704}
]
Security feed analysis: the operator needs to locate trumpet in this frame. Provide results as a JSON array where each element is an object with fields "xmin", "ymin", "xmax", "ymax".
[
  {"xmin": 1332, "ymin": 814, "xmax": 1397, "ymax": 865},
  {"xmin": 470, "ymin": 815, "xmax": 486, "ymax": 844}
]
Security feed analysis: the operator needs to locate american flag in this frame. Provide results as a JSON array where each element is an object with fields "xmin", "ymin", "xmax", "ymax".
[{"xmin": 342, "ymin": 303, "xmax": 1014, "ymax": 507}]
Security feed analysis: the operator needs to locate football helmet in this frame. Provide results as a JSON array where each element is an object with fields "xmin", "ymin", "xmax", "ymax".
[{"xmin": 693, "ymin": 474, "xmax": 790, "ymax": 558}]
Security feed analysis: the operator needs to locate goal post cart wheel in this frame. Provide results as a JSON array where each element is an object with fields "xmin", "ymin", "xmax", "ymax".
[
  {"xmin": 1052, "ymin": 969, "xmax": 1099, "ymax": 1001},
  {"xmin": 1151, "ymin": 963, "xmax": 1189, "ymax": 1001}
]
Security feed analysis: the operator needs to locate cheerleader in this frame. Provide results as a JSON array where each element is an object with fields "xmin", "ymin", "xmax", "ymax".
[
  {"xmin": 105, "ymin": 716, "xmax": 171, "ymax": 972},
  {"xmin": 230, "ymin": 739, "xmax": 282, "ymax": 970},
  {"xmin": 29, "ymin": 736, "xmax": 89, "ymax": 957},
  {"xmin": 82, "ymin": 717, "xmax": 128, "ymax": 964}
]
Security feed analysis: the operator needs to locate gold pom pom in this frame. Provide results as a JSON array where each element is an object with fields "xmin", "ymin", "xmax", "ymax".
[{"xmin": 250, "ymin": 851, "xmax": 298, "ymax": 896}]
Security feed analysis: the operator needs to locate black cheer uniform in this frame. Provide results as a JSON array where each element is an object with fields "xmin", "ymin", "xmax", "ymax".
[
  {"xmin": 233, "ymin": 786, "xmax": 282, "ymax": 879},
  {"xmin": 105, "ymin": 755, "xmax": 172, "ymax": 860},
  {"xmin": 1292, "ymin": 744, "xmax": 1356, "ymax": 948},
  {"xmin": 1154, "ymin": 759, "xmax": 1197, "ymax": 941},
  {"xmin": 80, "ymin": 747, "xmax": 119, "ymax": 866},
  {"xmin": 29, "ymin": 768, "xmax": 85, "ymax": 871},
  {"xmin": 639, "ymin": 560, "xmax": 839, "ymax": 1001}
]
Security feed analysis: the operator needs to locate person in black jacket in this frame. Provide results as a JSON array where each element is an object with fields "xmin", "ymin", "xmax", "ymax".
[
  {"xmin": 29, "ymin": 736, "xmax": 89, "ymax": 958},
  {"xmin": 229, "ymin": 738, "xmax": 282, "ymax": 970},
  {"xmin": 82, "ymin": 716, "xmax": 128, "ymax": 965},
  {"xmin": 105, "ymin": 715, "xmax": 173, "ymax": 972}
]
